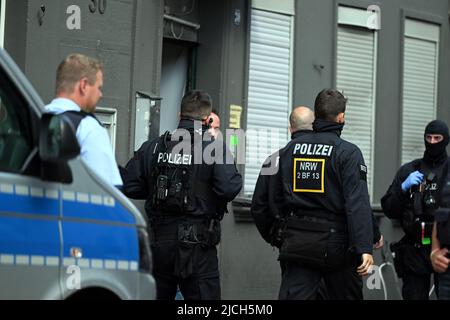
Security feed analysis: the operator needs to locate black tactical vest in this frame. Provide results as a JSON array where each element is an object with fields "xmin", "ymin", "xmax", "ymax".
[
  {"xmin": 62, "ymin": 110, "xmax": 103, "ymax": 131},
  {"xmin": 436, "ymin": 161, "xmax": 450, "ymax": 246},
  {"xmin": 403, "ymin": 159, "xmax": 448, "ymax": 245},
  {"xmin": 150, "ymin": 131, "xmax": 195, "ymax": 215}
]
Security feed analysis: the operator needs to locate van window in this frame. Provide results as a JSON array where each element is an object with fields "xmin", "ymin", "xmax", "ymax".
[{"xmin": 0, "ymin": 70, "xmax": 33, "ymax": 172}]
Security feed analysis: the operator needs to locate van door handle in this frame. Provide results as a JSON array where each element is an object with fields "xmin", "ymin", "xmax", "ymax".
[{"xmin": 70, "ymin": 247, "xmax": 83, "ymax": 259}]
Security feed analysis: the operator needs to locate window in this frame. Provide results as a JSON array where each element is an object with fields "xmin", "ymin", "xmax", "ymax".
[
  {"xmin": 401, "ymin": 19, "xmax": 439, "ymax": 164},
  {"xmin": 244, "ymin": 7, "xmax": 294, "ymax": 196},
  {"xmin": 336, "ymin": 6, "xmax": 378, "ymax": 198},
  {"xmin": 0, "ymin": 0, "xmax": 5, "ymax": 48},
  {"xmin": 0, "ymin": 69, "xmax": 33, "ymax": 172}
]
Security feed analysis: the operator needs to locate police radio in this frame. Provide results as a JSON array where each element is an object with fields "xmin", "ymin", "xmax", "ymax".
[
  {"xmin": 156, "ymin": 175, "xmax": 169, "ymax": 201},
  {"xmin": 423, "ymin": 172, "xmax": 437, "ymax": 210}
]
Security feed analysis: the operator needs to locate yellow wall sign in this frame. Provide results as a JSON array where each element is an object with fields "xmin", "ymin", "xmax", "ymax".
[{"xmin": 229, "ymin": 105, "xmax": 242, "ymax": 129}]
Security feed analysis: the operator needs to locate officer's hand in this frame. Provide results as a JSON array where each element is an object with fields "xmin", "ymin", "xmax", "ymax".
[
  {"xmin": 401, "ymin": 171, "xmax": 424, "ymax": 193},
  {"xmin": 431, "ymin": 248, "xmax": 450, "ymax": 273},
  {"xmin": 357, "ymin": 254, "xmax": 374, "ymax": 276},
  {"xmin": 373, "ymin": 235, "xmax": 384, "ymax": 250}
]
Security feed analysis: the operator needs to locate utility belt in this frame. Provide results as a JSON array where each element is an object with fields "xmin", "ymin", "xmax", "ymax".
[
  {"xmin": 292, "ymin": 209, "xmax": 347, "ymax": 227},
  {"xmin": 149, "ymin": 216, "xmax": 221, "ymax": 247},
  {"xmin": 278, "ymin": 211, "xmax": 349, "ymax": 271}
]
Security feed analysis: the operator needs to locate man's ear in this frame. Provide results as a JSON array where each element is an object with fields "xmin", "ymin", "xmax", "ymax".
[
  {"xmin": 79, "ymin": 78, "xmax": 88, "ymax": 95},
  {"xmin": 336, "ymin": 112, "xmax": 345, "ymax": 124}
]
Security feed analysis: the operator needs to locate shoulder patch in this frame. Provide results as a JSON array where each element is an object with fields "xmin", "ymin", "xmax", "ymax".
[
  {"xmin": 263, "ymin": 155, "xmax": 279, "ymax": 169},
  {"xmin": 360, "ymin": 165, "xmax": 367, "ymax": 181}
]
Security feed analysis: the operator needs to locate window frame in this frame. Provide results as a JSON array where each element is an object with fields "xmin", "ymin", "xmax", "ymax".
[
  {"xmin": 400, "ymin": 17, "xmax": 441, "ymax": 164},
  {"xmin": 243, "ymin": 7, "xmax": 295, "ymax": 197},
  {"xmin": 0, "ymin": 0, "xmax": 5, "ymax": 48},
  {"xmin": 335, "ymin": 5, "xmax": 378, "ymax": 200}
]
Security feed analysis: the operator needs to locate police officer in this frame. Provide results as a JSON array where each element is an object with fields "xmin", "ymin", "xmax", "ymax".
[
  {"xmin": 45, "ymin": 54, "xmax": 122, "ymax": 188},
  {"xmin": 253, "ymin": 106, "xmax": 329, "ymax": 300},
  {"xmin": 207, "ymin": 110, "xmax": 221, "ymax": 139},
  {"xmin": 122, "ymin": 90, "xmax": 242, "ymax": 300},
  {"xmin": 252, "ymin": 90, "xmax": 374, "ymax": 300},
  {"xmin": 431, "ymin": 179, "xmax": 450, "ymax": 299},
  {"xmin": 252, "ymin": 106, "xmax": 315, "ymax": 246},
  {"xmin": 382, "ymin": 120, "xmax": 449, "ymax": 300}
]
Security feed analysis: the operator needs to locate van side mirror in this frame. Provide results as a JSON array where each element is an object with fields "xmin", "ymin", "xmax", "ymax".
[{"xmin": 39, "ymin": 113, "xmax": 80, "ymax": 162}]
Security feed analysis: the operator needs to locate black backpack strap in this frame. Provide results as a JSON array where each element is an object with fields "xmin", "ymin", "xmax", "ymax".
[
  {"xmin": 62, "ymin": 111, "xmax": 86, "ymax": 131},
  {"xmin": 150, "ymin": 132, "xmax": 172, "ymax": 208},
  {"xmin": 419, "ymin": 158, "xmax": 449, "ymax": 185},
  {"xmin": 412, "ymin": 159, "xmax": 422, "ymax": 171},
  {"xmin": 62, "ymin": 110, "xmax": 104, "ymax": 131}
]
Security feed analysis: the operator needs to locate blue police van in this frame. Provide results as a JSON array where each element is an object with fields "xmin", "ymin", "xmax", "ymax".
[{"xmin": 0, "ymin": 48, "xmax": 155, "ymax": 299}]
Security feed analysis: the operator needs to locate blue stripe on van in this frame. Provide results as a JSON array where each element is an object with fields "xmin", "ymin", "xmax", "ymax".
[
  {"xmin": 0, "ymin": 189, "xmax": 138, "ymax": 263},
  {"xmin": 62, "ymin": 222, "xmax": 139, "ymax": 262},
  {"xmin": 62, "ymin": 200, "xmax": 135, "ymax": 224},
  {"xmin": 0, "ymin": 193, "xmax": 59, "ymax": 216},
  {"xmin": 0, "ymin": 216, "xmax": 60, "ymax": 257}
]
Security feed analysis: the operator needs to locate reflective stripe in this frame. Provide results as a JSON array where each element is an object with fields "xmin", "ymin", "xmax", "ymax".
[
  {"xmin": 0, "ymin": 254, "xmax": 14, "ymax": 265},
  {"xmin": 31, "ymin": 256, "xmax": 45, "ymax": 266},
  {"xmin": 0, "ymin": 253, "xmax": 138, "ymax": 271}
]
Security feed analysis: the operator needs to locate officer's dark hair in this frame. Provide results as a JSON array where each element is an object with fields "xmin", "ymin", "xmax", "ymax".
[
  {"xmin": 180, "ymin": 90, "xmax": 213, "ymax": 121},
  {"xmin": 314, "ymin": 89, "xmax": 347, "ymax": 122}
]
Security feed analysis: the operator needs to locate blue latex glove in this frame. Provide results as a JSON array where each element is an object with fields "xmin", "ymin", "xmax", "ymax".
[{"xmin": 401, "ymin": 171, "xmax": 424, "ymax": 193}]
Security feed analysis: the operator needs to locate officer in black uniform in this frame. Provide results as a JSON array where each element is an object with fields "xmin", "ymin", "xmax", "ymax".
[
  {"xmin": 382, "ymin": 120, "xmax": 449, "ymax": 300},
  {"xmin": 252, "ymin": 89, "xmax": 374, "ymax": 300},
  {"xmin": 252, "ymin": 106, "xmax": 315, "ymax": 247},
  {"xmin": 431, "ymin": 166, "xmax": 450, "ymax": 300},
  {"xmin": 122, "ymin": 90, "xmax": 242, "ymax": 300}
]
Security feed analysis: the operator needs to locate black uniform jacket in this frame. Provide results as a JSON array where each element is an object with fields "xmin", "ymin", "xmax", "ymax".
[
  {"xmin": 252, "ymin": 121, "xmax": 374, "ymax": 255},
  {"xmin": 122, "ymin": 119, "xmax": 242, "ymax": 218}
]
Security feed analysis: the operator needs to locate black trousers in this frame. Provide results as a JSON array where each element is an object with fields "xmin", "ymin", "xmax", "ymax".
[
  {"xmin": 150, "ymin": 218, "xmax": 220, "ymax": 300},
  {"xmin": 402, "ymin": 271, "xmax": 438, "ymax": 300},
  {"xmin": 396, "ymin": 241, "xmax": 437, "ymax": 300},
  {"xmin": 278, "ymin": 260, "xmax": 363, "ymax": 300}
]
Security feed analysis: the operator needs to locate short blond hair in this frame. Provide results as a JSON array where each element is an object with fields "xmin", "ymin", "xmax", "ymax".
[{"xmin": 56, "ymin": 54, "xmax": 103, "ymax": 94}]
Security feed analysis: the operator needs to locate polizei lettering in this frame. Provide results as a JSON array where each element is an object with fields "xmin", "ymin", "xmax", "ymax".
[
  {"xmin": 293, "ymin": 143, "xmax": 334, "ymax": 157},
  {"xmin": 157, "ymin": 152, "xmax": 192, "ymax": 166}
]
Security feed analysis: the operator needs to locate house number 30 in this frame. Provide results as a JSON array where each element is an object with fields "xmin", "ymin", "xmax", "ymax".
[{"xmin": 89, "ymin": 0, "xmax": 107, "ymax": 14}]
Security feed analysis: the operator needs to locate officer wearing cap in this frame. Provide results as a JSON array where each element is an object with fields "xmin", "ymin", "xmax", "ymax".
[
  {"xmin": 382, "ymin": 120, "xmax": 450, "ymax": 300},
  {"xmin": 121, "ymin": 90, "xmax": 242, "ymax": 300},
  {"xmin": 252, "ymin": 90, "xmax": 374, "ymax": 300}
]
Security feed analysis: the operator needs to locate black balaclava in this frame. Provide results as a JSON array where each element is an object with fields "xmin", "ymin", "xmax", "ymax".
[{"xmin": 423, "ymin": 120, "xmax": 449, "ymax": 166}]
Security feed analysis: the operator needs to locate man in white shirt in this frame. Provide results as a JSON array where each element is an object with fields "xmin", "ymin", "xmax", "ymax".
[{"xmin": 45, "ymin": 53, "xmax": 122, "ymax": 187}]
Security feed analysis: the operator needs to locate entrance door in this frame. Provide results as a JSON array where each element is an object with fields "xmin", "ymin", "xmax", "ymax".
[{"xmin": 160, "ymin": 41, "xmax": 190, "ymax": 134}]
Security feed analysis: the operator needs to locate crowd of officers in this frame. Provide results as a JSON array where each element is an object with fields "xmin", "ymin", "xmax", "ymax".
[
  {"xmin": 49, "ymin": 53, "xmax": 450, "ymax": 300},
  {"xmin": 251, "ymin": 90, "xmax": 450, "ymax": 300}
]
